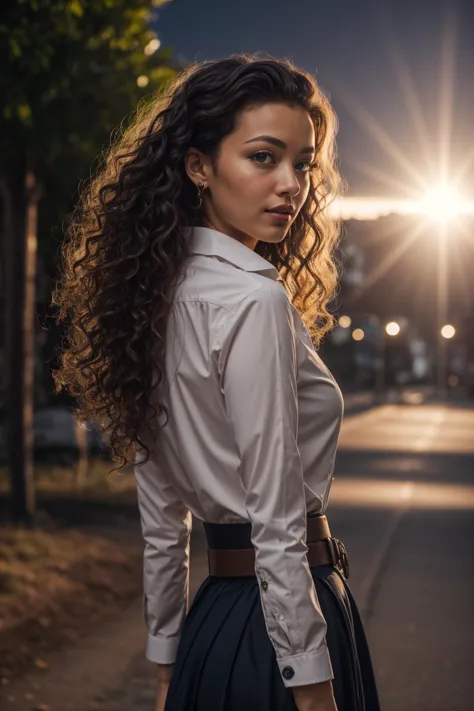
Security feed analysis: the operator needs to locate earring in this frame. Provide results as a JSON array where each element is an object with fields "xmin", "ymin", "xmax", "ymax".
[{"xmin": 192, "ymin": 180, "xmax": 205, "ymax": 210}]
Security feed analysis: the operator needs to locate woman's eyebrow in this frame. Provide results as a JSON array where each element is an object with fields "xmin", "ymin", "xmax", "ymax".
[{"xmin": 244, "ymin": 135, "xmax": 315, "ymax": 153}]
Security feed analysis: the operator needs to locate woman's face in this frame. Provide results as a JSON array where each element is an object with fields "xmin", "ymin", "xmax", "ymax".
[{"xmin": 186, "ymin": 102, "xmax": 316, "ymax": 250}]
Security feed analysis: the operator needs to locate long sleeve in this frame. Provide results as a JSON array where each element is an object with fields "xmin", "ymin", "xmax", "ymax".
[
  {"xmin": 217, "ymin": 284, "xmax": 334, "ymax": 688},
  {"xmin": 134, "ymin": 451, "xmax": 192, "ymax": 664}
]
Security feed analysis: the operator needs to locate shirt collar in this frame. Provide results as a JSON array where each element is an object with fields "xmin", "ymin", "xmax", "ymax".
[{"xmin": 189, "ymin": 226, "xmax": 280, "ymax": 282}]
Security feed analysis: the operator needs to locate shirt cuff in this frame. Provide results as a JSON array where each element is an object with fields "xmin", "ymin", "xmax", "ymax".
[
  {"xmin": 145, "ymin": 632, "xmax": 180, "ymax": 664},
  {"xmin": 276, "ymin": 644, "xmax": 334, "ymax": 688}
]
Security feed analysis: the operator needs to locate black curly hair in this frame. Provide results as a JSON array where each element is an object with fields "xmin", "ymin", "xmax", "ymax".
[{"xmin": 51, "ymin": 52, "xmax": 344, "ymax": 476}]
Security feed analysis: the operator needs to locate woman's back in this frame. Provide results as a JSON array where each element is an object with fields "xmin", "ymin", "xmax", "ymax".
[{"xmin": 139, "ymin": 225, "xmax": 343, "ymax": 525}]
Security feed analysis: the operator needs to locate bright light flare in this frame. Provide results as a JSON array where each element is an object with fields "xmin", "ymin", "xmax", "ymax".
[{"xmin": 418, "ymin": 184, "xmax": 470, "ymax": 222}]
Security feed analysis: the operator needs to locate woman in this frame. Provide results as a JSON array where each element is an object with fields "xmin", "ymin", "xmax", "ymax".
[{"xmin": 52, "ymin": 54, "xmax": 381, "ymax": 711}]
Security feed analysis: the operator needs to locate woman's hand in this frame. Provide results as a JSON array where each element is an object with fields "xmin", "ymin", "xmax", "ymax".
[
  {"xmin": 291, "ymin": 679, "xmax": 338, "ymax": 711},
  {"xmin": 154, "ymin": 664, "xmax": 174, "ymax": 711}
]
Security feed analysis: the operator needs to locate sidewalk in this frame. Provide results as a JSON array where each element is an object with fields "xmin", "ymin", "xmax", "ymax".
[{"xmin": 342, "ymin": 385, "xmax": 439, "ymax": 413}]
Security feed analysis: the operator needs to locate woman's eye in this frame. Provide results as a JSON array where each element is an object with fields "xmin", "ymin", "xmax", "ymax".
[
  {"xmin": 251, "ymin": 151, "xmax": 273, "ymax": 164},
  {"xmin": 251, "ymin": 152, "xmax": 316, "ymax": 173},
  {"xmin": 296, "ymin": 161, "xmax": 315, "ymax": 173}
]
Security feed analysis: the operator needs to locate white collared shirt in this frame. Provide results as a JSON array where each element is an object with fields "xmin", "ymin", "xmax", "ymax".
[{"xmin": 134, "ymin": 226, "xmax": 344, "ymax": 687}]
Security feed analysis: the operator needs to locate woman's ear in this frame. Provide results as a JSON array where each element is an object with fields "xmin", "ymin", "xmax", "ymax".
[{"xmin": 184, "ymin": 147, "xmax": 210, "ymax": 187}]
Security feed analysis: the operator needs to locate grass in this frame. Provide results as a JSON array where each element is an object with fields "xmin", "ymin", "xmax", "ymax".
[
  {"xmin": 0, "ymin": 523, "xmax": 144, "ymax": 683},
  {"xmin": 0, "ymin": 455, "xmax": 137, "ymax": 496}
]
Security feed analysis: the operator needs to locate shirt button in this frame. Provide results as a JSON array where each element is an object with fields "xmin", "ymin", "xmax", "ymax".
[
  {"xmin": 282, "ymin": 666, "xmax": 295, "ymax": 680},
  {"xmin": 278, "ymin": 614, "xmax": 285, "ymax": 621},
  {"xmin": 261, "ymin": 580, "xmax": 268, "ymax": 591}
]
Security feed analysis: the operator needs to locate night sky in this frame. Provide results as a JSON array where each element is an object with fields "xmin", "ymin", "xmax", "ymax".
[{"xmin": 154, "ymin": 0, "xmax": 474, "ymax": 199}]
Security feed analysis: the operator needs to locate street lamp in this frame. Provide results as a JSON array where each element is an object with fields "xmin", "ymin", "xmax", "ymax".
[
  {"xmin": 437, "ymin": 324, "xmax": 456, "ymax": 398},
  {"xmin": 441, "ymin": 324, "xmax": 455, "ymax": 339},
  {"xmin": 386, "ymin": 321, "xmax": 401, "ymax": 337},
  {"xmin": 376, "ymin": 320, "xmax": 401, "ymax": 401}
]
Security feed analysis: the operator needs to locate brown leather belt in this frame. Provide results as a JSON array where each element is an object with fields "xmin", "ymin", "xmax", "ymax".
[{"xmin": 207, "ymin": 515, "xmax": 350, "ymax": 579}]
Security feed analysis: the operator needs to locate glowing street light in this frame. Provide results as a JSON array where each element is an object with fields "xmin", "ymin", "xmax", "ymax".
[
  {"xmin": 352, "ymin": 328, "xmax": 365, "ymax": 341},
  {"xmin": 338, "ymin": 315, "xmax": 352, "ymax": 329},
  {"xmin": 441, "ymin": 324, "xmax": 455, "ymax": 339},
  {"xmin": 375, "ymin": 319, "xmax": 403, "ymax": 401},
  {"xmin": 385, "ymin": 321, "xmax": 401, "ymax": 336},
  {"xmin": 437, "ymin": 323, "xmax": 456, "ymax": 398}
]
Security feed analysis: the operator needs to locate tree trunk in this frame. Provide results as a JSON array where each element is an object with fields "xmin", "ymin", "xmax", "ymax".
[
  {"xmin": 1, "ymin": 165, "xmax": 40, "ymax": 525},
  {"xmin": 74, "ymin": 419, "xmax": 89, "ymax": 490}
]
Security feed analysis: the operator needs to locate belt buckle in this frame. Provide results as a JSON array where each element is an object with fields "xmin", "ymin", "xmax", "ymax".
[{"xmin": 327, "ymin": 537, "xmax": 350, "ymax": 579}]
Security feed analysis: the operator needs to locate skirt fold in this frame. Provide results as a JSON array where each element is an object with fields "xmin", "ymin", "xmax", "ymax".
[{"xmin": 164, "ymin": 565, "xmax": 380, "ymax": 711}]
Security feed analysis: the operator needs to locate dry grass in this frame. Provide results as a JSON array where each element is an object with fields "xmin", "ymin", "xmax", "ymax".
[
  {"xmin": 0, "ymin": 456, "xmax": 136, "ymax": 496},
  {"xmin": 0, "ymin": 457, "xmax": 144, "ymax": 684},
  {"xmin": 0, "ymin": 524, "xmax": 144, "ymax": 683}
]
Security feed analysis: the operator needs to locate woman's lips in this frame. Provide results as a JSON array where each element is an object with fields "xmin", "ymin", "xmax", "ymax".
[{"xmin": 265, "ymin": 210, "xmax": 292, "ymax": 223}]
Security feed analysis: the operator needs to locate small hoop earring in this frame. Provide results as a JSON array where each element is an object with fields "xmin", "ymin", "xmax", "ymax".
[{"xmin": 192, "ymin": 180, "xmax": 205, "ymax": 210}]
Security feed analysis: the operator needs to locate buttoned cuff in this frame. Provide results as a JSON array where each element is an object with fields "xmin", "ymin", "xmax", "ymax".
[
  {"xmin": 276, "ymin": 644, "xmax": 334, "ymax": 688},
  {"xmin": 145, "ymin": 632, "xmax": 180, "ymax": 664}
]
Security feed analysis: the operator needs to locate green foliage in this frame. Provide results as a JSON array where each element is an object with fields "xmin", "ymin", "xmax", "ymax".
[{"xmin": 0, "ymin": 0, "xmax": 178, "ymax": 264}]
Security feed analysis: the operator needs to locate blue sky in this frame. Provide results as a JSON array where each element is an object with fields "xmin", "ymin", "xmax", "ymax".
[{"xmin": 153, "ymin": 0, "xmax": 474, "ymax": 206}]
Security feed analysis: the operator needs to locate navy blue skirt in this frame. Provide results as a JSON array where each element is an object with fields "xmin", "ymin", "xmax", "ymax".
[{"xmin": 164, "ymin": 521, "xmax": 381, "ymax": 711}]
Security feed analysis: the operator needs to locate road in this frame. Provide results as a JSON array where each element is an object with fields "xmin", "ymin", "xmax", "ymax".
[
  {"xmin": 4, "ymin": 401, "xmax": 473, "ymax": 711},
  {"xmin": 331, "ymin": 403, "xmax": 474, "ymax": 711}
]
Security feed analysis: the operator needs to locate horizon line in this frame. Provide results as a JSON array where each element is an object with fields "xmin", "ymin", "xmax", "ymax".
[{"xmin": 331, "ymin": 196, "xmax": 474, "ymax": 221}]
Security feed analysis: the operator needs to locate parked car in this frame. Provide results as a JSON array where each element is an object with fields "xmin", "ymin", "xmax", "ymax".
[{"xmin": 0, "ymin": 406, "xmax": 109, "ymax": 466}]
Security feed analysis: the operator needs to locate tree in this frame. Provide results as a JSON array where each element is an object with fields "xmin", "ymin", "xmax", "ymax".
[{"xmin": 0, "ymin": 0, "xmax": 177, "ymax": 524}]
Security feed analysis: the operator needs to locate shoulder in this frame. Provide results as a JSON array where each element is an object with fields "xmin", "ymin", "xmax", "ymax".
[
  {"xmin": 217, "ymin": 280, "xmax": 295, "ymax": 349},
  {"xmin": 178, "ymin": 254, "xmax": 286, "ymax": 312}
]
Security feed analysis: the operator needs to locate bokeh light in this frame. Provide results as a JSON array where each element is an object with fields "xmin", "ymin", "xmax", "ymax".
[
  {"xmin": 144, "ymin": 38, "xmax": 161, "ymax": 55},
  {"xmin": 441, "ymin": 324, "xmax": 455, "ymax": 339},
  {"xmin": 352, "ymin": 328, "xmax": 365, "ymax": 341},
  {"xmin": 385, "ymin": 321, "xmax": 401, "ymax": 336},
  {"xmin": 338, "ymin": 315, "xmax": 352, "ymax": 328}
]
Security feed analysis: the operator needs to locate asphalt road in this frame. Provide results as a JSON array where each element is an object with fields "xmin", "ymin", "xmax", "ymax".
[
  {"xmin": 332, "ymin": 402, "xmax": 474, "ymax": 711},
  {"xmin": 4, "ymin": 401, "xmax": 473, "ymax": 711}
]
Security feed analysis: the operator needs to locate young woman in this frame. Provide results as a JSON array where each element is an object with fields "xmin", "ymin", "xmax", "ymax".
[{"xmin": 52, "ymin": 54, "xmax": 381, "ymax": 711}]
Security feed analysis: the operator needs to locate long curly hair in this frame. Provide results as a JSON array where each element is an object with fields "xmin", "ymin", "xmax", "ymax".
[{"xmin": 51, "ymin": 53, "xmax": 344, "ymax": 475}]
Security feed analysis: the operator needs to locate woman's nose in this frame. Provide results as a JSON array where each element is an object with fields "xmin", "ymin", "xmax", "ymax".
[{"xmin": 276, "ymin": 165, "xmax": 301, "ymax": 197}]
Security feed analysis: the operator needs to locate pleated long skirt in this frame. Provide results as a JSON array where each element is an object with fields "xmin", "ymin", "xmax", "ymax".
[{"xmin": 164, "ymin": 535, "xmax": 381, "ymax": 711}]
